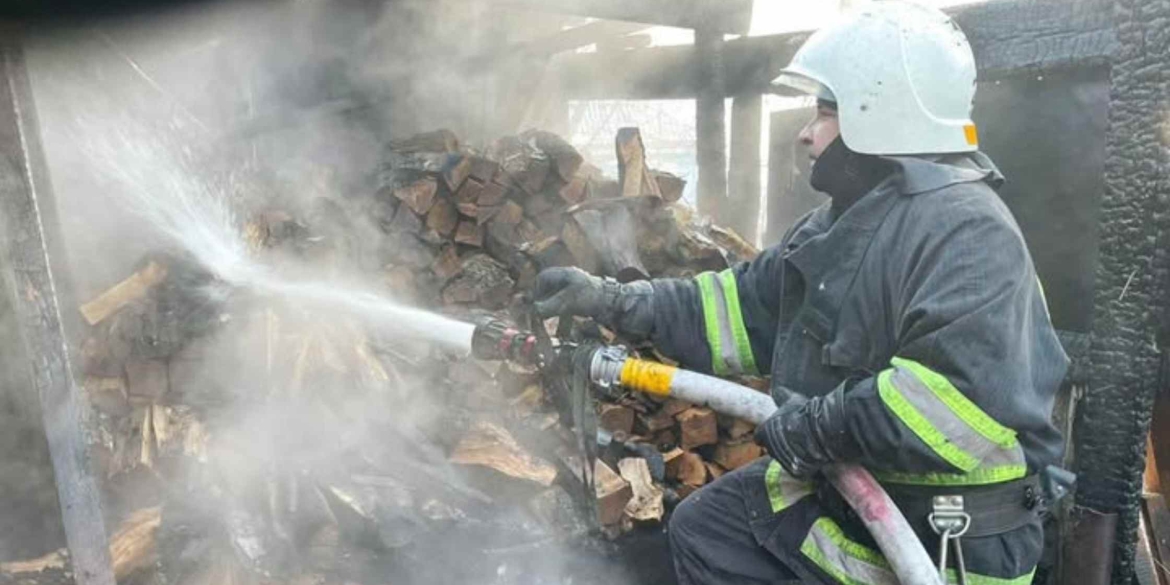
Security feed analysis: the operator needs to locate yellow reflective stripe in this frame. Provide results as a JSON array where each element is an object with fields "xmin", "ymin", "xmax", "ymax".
[
  {"xmin": 877, "ymin": 369, "xmax": 981, "ymax": 473},
  {"xmin": 800, "ymin": 518, "xmax": 898, "ymax": 585},
  {"xmin": 800, "ymin": 516, "xmax": 1037, "ymax": 585},
  {"xmin": 891, "ymin": 358, "xmax": 1017, "ymax": 449},
  {"xmin": 875, "ymin": 464, "xmax": 1027, "ymax": 486},
  {"xmin": 717, "ymin": 269, "xmax": 759, "ymax": 375},
  {"xmin": 956, "ymin": 569, "xmax": 1036, "ymax": 585},
  {"xmin": 695, "ymin": 273, "xmax": 728, "ymax": 375},
  {"xmin": 764, "ymin": 460, "xmax": 812, "ymax": 513}
]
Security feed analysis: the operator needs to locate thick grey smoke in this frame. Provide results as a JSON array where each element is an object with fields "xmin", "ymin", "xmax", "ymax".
[{"xmin": 2, "ymin": 1, "xmax": 639, "ymax": 583}]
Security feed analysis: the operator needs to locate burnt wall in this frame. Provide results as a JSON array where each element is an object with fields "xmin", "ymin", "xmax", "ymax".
[{"xmin": 1075, "ymin": 0, "xmax": 1170, "ymax": 581}]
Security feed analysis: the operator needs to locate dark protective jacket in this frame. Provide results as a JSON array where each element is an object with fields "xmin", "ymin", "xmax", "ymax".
[{"xmin": 647, "ymin": 153, "xmax": 1069, "ymax": 583}]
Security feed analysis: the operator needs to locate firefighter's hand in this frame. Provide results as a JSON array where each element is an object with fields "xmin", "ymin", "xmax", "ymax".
[
  {"xmin": 755, "ymin": 386, "xmax": 854, "ymax": 480},
  {"xmin": 532, "ymin": 267, "xmax": 607, "ymax": 319}
]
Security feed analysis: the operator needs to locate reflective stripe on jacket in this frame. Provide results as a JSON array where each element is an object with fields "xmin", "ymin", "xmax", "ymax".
[{"xmin": 649, "ymin": 152, "xmax": 1068, "ymax": 582}]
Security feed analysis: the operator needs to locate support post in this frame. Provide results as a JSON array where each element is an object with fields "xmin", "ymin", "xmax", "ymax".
[
  {"xmin": 1073, "ymin": 0, "xmax": 1170, "ymax": 580},
  {"xmin": 0, "ymin": 30, "xmax": 115, "ymax": 585},
  {"xmin": 695, "ymin": 25, "xmax": 726, "ymax": 222},
  {"xmin": 727, "ymin": 93, "xmax": 762, "ymax": 244}
]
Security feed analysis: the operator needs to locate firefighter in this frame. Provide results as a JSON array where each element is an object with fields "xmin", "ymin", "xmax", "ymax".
[{"xmin": 532, "ymin": 2, "xmax": 1068, "ymax": 583}]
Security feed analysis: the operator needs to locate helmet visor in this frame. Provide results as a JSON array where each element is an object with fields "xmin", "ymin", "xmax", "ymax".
[{"xmin": 771, "ymin": 70, "xmax": 835, "ymax": 102}]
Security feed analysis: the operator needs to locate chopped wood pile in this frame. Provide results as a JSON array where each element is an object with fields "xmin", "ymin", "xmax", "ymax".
[{"xmin": 2, "ymin": 127, "xmax": 762, "ymax": 585}]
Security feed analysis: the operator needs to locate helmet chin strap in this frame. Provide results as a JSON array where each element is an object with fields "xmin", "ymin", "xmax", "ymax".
[{"xmin": 810, "ymin": 136, "xmax": 894, "ymax": 219}]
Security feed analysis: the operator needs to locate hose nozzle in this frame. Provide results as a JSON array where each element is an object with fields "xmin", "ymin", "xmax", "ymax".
[{"xmin": 470, "ymin": 319, "xmax": 539, "ymax": 363}]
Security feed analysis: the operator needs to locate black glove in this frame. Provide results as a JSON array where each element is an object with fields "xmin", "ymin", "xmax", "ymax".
[
  {"xmin": 532, "ymin": 267, "xmax": 655, "ymax": 338},
  {"xmin": 755, "ymin": 385, "xmax": 856, "ymax": 479}
]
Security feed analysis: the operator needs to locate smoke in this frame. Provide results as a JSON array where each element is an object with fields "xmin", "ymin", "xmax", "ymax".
[{"xmin": 3, "ymin": 1, "xmax": 640, "ymax": 583}]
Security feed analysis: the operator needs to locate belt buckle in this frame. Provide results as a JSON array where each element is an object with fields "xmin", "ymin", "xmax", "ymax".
[
  {"xmin": 929, "ymin": 495, "xmax": 971, "ymax": 584},
  {"xmin": 929, "ymin": 495, "xmax": 971, "ymax": 536}
]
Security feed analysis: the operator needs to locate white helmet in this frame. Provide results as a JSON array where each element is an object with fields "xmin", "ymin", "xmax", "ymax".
[{"xmin": 773, "ymin": 1, "xmax": 980, "ymax": 155}]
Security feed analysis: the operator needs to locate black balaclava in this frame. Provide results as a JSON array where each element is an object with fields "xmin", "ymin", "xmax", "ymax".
[{"xmin": 808, "ymin": 102, "xmax": 895, "ymax": 219}]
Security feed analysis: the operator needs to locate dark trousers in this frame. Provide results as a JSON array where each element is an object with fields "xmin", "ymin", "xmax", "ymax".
[
  {"xmin": 668, "ymin": 458, "xmax": 1046, "ymax": 585},
  {"xmin": 668, "ymin": 459, "xmax": 804, "ymax": 584}
]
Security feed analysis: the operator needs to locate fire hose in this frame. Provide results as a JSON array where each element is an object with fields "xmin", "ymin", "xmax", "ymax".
[{"xmin": 471, "ymin": 321, "xmax": 944, "ymax": 585}]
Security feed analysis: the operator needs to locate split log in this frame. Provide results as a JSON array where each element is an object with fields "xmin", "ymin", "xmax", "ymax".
[
  {"xmin": 615, "ymin": 128, "xmax": 662, "ymax": 199},
  {"xmin": 426, "ymin": 199, "xmax": 459, "ymax": 237},
  {"xmin": 599, "ymin": 404, "xmax": 635, "ymax": 435},
  {"xmin": 588, "ymin": 178, "xmax": 621, "ymax": 200},
  {"xmin": 81, "ymin": 333, "xmax": 128, "ymax": 378},
  {"xmin": 560, "ymin": 217, "xmax": 601, "ymax": 275},
  {"xmin": 618, "ymin": 458, "xmax": 665, "ymax": 522},
  {"xmin": 662, "ymin": 447, "xmax": 686, "ymax": 473},
  {"xmin": 393, "ymin": 177, "xmax": 439, "ymax": 215},
  {"xmin": 489, "ymin": 200, "xmax": 525, "ymax": 227},
  {"xmin": 431, "ymin": 245, "xmax": 463, "ymax": 284},
  {"xmin": 125, "ymin": 360, "xmax": 168, "ymax": 401},
  {"xmin": 458, "ymin": 202, "xmax": 480, "ymax": 219},
  {"xmin": 477, "ymin": 181, "xmax": 509, "ymax": 207},
  {"xmin": 509, "ymin": 384, "xmax": 545, "ymax": 416},
  {"xmin": 110, "ymin": 507, "xmax": 162, "ymax": 580},
  {"xmin": 677, "ymin": 407, "xmax": 718, "ymax": 450},
  {"xmin": 455, "ymin": 221, "xmax": 486, "ymax": 247},
  {"xmin": 651, "ymin": 170, "xmax": 686, "ymax": 203},
  {"xmin": 443, "ymin": 154, "xmax": 474, "ymax": 192},
  {"xmin": 636, "ymin": 409, "xmax": 676, "ymax": 434},
  {"xmin": 442, "ymin": 255, "xmax": 515, "ymax": 309},
  {"xmin": 0, "ymin": 550, "xmax": 68, "ymax": 577},
  {"xmin": 79, "ymin": 260, "xmax": 168, "ymax": 326},
  {"xmin": 517, "ymin": 158, "xmax": 552, "ymax": 196},
  {"xmin": 450, "ymin": 421, "xmax": 558, "ymax": 487},
  {"xmin": 595, "ymin": 459, "xmax": 633, "ymax": 527},
  {"xmin": 517, "ymin": 221, "xmax": 549, "ymax": 245},
  {"xmin": 567, "ymin": 202, "xmax": 650, "ymax": 281},
  {"xmin": 709, "ymin": 224, "xmax": 760, "ymax": 263},
  {"xmin": 726, "ymin": 418, "xmax": 756, "ymax": 440},
  {"xmin": 672, "ymin": 451, "xmax": 708, "ymax": 487},
  {"xmin": 559, "ymin": 176, "xmax": 589, "ymax": 205},
  {"xmin": 468, "ymin": 156, "xmax": 500, "ymax": 183},
  {"xmin": 139, "ymin": 406, "xmax": 155, "ymax": 469},
  {"xmin": 712, "ymin": 438, "xmax": 763, "ymax": 471},
  {"xmin": 456, "ymin": 177, "xmax": 486, "ymax": 204},
  {"xmin": 652, "ymin": 428, "xmax": 677, "ymax": 451},
  {"xmin": 84, "ymin": 376, "xmax": 130, "ymax": 416},
  {"xmin": 388, "ymin": 203, "xmax": 425, "ymax": 235},
  {"xmin": 496, "ymin": 361, "xmax": 540, "ymax": 397},
  {"xmin": 660, "ymin": 398, "xmax": 693, "ymax": 418},
  {"xmin": 704, "ymin": 461, "xmax": 726, "ymax": 481},
  {"xmin": 151, "ymin": 405, "xmax": 209, "ymax": 461},
  {"xmin": 523, "ymin": 130, "xmax": 584, "ymax": 182},
  {"xmin": 389, "ymin": 129, "xmax": 460, "ymax": 153},
  {"xmin": 522, "ymin": 189, "xmax": 557, "ymax": 218}
]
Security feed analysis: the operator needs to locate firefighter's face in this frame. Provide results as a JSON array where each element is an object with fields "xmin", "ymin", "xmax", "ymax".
[{"xmin": 798, "ymin": 103, "xmax": 840, "ymax": 160}]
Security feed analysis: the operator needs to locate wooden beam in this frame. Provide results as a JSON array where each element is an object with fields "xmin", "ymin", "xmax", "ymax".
[
  {"xmin": 530, "ymin": 21, "xmax": 648, "ymax": 55},
  {"xmin": 0, "ymin": 30, "xmax": 115, "ymax": 585},
  {"xmin": 481, "ymin": 0, "xmax": 753, "ymax": 34},
  {"xmin": 727, "ymin": 94, "xmax": 762, "ymax": 244},
  {"xmin": 695, "ymin": 25, "xmax": 727, "ymax": 221},
  {"xmin": 550, "ymin": 0, "xmax": 1114, "ymax": 100}
]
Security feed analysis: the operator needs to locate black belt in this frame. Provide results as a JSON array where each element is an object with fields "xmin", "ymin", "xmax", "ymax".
[{"xmin": 883, "ymin": 475, "xmax": 1046, "ymax": 539}]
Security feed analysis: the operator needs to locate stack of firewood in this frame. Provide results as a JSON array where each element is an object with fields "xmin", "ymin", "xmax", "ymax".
[{"xmin": 2, "ymin": 126, "xmax": 764, "ymax": 585}]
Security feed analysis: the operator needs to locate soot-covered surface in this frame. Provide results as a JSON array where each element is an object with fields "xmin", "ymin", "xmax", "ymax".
[{"xmin": 1075, "ymin": 0, "xmax": 1170, "ymax": 582}]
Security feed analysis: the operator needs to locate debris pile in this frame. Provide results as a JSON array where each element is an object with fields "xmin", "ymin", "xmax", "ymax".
[{"xmin": 2, "ymin": 127, "xmax": 762, "ymax": 585}]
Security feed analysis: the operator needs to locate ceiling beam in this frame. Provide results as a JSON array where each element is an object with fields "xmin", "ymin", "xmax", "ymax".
[
  {"xmin": 550, "ymin": 0, "xmax": 1116, "ymax": 100},
  {"xmin": 482, "ymin": 0, "xmax": 754, "ymax": 34}
]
